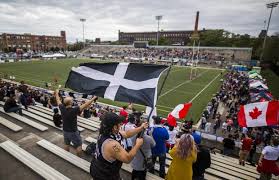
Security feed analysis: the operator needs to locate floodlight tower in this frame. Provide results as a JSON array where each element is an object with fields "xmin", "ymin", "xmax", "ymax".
[
  {"xmin": 80, "ymin": 18, "xmax": 86, "ymax": 49},
  {"xmin": 260, "ymin": 2, "xmax": 279, "ymax": 61},
  {"xmin": 155, "ymin": 15, "xmax": 163, "ymax": 46}
]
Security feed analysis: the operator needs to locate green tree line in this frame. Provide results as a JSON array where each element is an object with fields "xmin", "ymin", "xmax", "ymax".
[
  {"xmin": 147, "ymin": 30, "xmax": 279, "ymax": 64},
  {"xmin": 196, "ymin": 30, "xmax": 279, "ymax": 64}
]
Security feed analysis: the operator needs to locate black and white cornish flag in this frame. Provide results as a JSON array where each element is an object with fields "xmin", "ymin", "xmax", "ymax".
[{"xmin": 65, "ymin": 62, "xmax": 169, "ymax": 107}]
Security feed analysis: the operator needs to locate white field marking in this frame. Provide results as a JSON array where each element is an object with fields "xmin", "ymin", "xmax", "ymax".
[
  {"xmin": 157, "ymin": 71, "xmax": 222, "ymax": 110},
  {"xmin": 156, "ymin": 108, "xmax": 171, "ymax": 113},
  {"xmin": 3, "ymin": 70, "xmax": 45, "ymax": 79},
  {"xmin": 169, "ymin": 68, "xmax": 187, "ymax": 74},
  {"xmin": 159, "ymin": 69, "xmax": 209, "ymax": 98},
  {"xmin": 188, "ymin": 82, "xmax": 206, "ymax": 87},
  {"xmin": 2, "ymin": 73, "xmax": 46, "ymax": 83},
  {"xmin": 162, "ymin": 89, "xmax": 195, "ymax": 95},
  {"xmin": 189, "ymin": 73, "xmax": 221, "ymax": 103},
  {"xmin": 173, "ymin": 65, "xmax": 225, "ymax": 71},
  {"xmin": 156, "ymin": 104, "xmax": 173, "ymax": 109}
]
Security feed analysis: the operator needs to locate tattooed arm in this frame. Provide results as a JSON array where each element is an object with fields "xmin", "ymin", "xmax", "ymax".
[{"xmin": 106, "ymin": 138, "xmax": 143, "ymax": 163}]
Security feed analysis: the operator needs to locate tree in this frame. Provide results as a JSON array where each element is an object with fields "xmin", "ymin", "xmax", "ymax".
[
  {"xmin": 148, "ymin": 40, "xmax": 156, "ymax": 45},
  {"xmin": 158, "ymin": 37, "xmax": 170, "ymax": 45},
  {"xmin": 263, "ymin": 36, "xmax": 279, "ymax": 64},
  {"xmin": 199, "ymin": 30, "xmax": 228, "ymax": 46},
  {"xmin": 54, "ymin": 47, "xmax": 60, "ymax": 52},
  {"xmin": 67, "ymin": 42, "xmax": 83, "ymax": 51},
  {"xmin": 50, "ymin": 47, "xmax": 55, "ymax": 52},
  {"xmin": 110, "ymin": 41, "xmax": 119, "ymax": 45}
]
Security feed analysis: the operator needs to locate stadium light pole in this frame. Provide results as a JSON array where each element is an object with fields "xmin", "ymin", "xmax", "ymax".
[
  {"xmin": 155, "ymin": 15, "xmax": 163, "ymax": 46},
  {"xmin": 260, "ymin": 2, "xmax": 279, "ymax": 61},
  {"xmin": 80, "ymin": 18, "xmax": 86, "ymax": 49}
]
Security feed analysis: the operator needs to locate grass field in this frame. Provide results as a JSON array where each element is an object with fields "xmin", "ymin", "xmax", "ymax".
[{"xmin": 0, "ymin": 59, "xmax": 224, "ymax": 123}]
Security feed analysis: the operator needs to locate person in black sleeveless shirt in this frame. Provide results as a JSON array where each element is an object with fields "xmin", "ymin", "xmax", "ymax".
[{"xmin": 90, "ymin": 112, "xmax": 148, "ymax": 180}]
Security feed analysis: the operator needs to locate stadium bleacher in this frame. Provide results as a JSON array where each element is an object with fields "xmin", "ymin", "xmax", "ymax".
[{"xmin": 0, "ymin": 102, "xmax": 276, "ymax": 180}]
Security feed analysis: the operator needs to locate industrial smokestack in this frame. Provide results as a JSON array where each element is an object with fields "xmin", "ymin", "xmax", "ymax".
[{"xmin": 194, "ymin": 11, "xmax": 199, "ymax": 32}]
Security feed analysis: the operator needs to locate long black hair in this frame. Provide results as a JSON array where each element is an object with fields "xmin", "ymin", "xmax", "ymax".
[{"xmin": 99, "ymin": 112, "xmax": 123, "ymax": 136}]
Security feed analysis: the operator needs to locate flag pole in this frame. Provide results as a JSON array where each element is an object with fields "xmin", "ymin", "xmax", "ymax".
[{"xmin": 147, "ymin": 57, "xmax": 174, "ymax": 122}]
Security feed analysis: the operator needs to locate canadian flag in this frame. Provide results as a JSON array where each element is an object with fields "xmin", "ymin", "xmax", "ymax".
[
  {"xmin": 167, "ymin": 103, "xmax": 192, "ymax": 126},
  {"xmin": 238, "ymin": 100, "xmax": 279, "ymax": 127}
]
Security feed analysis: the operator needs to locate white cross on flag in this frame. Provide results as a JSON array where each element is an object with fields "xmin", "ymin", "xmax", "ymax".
[
  {"xmin": 238, "ymin": 100, "xmax": 279, "ymax": 127},
  {"xmin": 65, "ymin": 62, "xmax": 168, "ymax": 107}
]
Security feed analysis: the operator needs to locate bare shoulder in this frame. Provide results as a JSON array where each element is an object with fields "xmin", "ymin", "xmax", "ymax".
[
  {"xmin": 104, "ymin": 139, "xmax": 121, "ymax": 152},
  {"xmin": 111, "ymin": 142, "xmax": 122, "ymax": 154}
]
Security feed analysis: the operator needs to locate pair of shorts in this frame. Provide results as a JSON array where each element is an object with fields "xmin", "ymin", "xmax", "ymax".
[
  {"xmin": 63, "ymin": 131, "xmax": 82, "ymax": 148},
  {"xmin": 239, "ymin": 150, "xmax": 249, "ymax": 161}
]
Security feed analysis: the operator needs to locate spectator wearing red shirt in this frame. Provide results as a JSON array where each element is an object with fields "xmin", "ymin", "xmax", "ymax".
[
  {"xmin": 119, "ymin": 106, "xmax": 128, "ymax": 124},
  {"xmin": 239, "ymin": 133, "xmax": 253, "ymax": 166}
]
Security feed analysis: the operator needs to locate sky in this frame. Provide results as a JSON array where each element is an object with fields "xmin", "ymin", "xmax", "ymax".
[{"xmin": 0, "ymin": 0, "xmax": 278, "ymax": 42}]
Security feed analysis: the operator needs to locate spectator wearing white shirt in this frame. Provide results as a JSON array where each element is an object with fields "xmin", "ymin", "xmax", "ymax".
[
  {"xmin": 122, "ymin": 114, "xmax": 137, "ymax": 151},
  {"xmin": 242, "ymin": 127, "xmax": 248, "ymax": 135},
  {"xmin": 222, "ymin": 121, "xmax": 227, "ymax": 134},
  {"xmin": 200, "ymin": 115, "xmax": 207, "ymax": 130},
  {"xmin": 205, "ymin": 122, "xmax": 211, "ymax": 133},
  {"xmin": 166, "ymin": 126, "xmax": 178, "ymax": 152},
  {"xmin": 257, "ymin": 136, "xmax": 279, "ymax": 180}
]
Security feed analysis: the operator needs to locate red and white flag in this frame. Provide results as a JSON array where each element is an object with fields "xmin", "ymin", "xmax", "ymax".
[
  {"xmin": 167, "ymin": 113, "xmax": 177, "ymax": 127},
  {"xmin": 167, "ymin": 103, "xmax": 192, "ymax": 126},
  {"xmin": 238, "ymin": 101, "xmax": 279, "ymax": 127},
  {"xmin": 170, "ymin": 103, "xmax": 192, "ymax": 119},
  {"xmin": 171, "ymin": 103, "xmax": 192, "ymax": 119}
]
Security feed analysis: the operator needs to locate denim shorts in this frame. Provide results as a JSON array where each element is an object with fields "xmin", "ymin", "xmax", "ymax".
[{"xmin": 63, "ymin": 131, "xmax": 82, "ymax": 148}]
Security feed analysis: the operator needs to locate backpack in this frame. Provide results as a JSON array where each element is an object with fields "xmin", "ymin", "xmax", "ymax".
[
  {"xmin": 139, "ymin": 149, "xmax": 154, "ymax": 170},
  {"xmin": 85, "ymin": 142, "xmax": 97, "ymax": 155}
]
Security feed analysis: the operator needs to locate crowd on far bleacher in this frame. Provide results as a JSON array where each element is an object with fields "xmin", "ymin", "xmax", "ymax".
[{"xmin": 85, "ymin": 46, "xmax": 230, "ymax": 62}]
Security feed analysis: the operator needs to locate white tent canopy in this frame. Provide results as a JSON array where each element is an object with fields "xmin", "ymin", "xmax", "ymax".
[{"xmin": 42, "ymin": 53, "xmax": 66, "ymax": 58}]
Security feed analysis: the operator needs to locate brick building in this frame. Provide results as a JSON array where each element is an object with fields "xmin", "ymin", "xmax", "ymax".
[
  {"xmin": 119, "ymin": 11, "xmax": 206, "ymax": 45},
  {"xmin": 0, "ymin": 31, "xmax": 66, "ymax": 52},
  {"xmin": 118, "ymin": 30, "xmax": 198, "ymax": 45}
]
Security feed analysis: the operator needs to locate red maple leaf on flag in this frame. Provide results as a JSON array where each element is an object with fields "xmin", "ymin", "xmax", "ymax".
[{"xmin": 249, "ymin": 107, "xmax": 262, "ymax": 119}]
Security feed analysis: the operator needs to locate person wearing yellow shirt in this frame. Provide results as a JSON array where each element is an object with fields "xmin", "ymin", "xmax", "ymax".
[{"xmin": 166, "ymin": 134, "xmax": 197, "ymax": 180}]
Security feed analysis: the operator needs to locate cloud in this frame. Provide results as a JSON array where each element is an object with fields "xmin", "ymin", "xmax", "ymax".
[{"xmin": 0, "ymin": 0, "xmax": 278, "ymax": 42}]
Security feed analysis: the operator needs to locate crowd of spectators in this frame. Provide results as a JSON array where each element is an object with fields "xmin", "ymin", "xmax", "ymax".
[
  {"xmin": 0, "ymin": 79, "xmax": 213, "ymax": 180},
  {"xmin": 85, "ymin": 46, "xmax": 229, "ymax": 62},
  {"xmin": 1, "ymin": 75, "xmax": 277, "ymax": 179},
  {"xmin": 199, "ymin": 71, "xmax": 251, "ymax": 135},
  {"xmin": 196, "ymin": 70, "xmax": 279, "ymax": 179}
]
